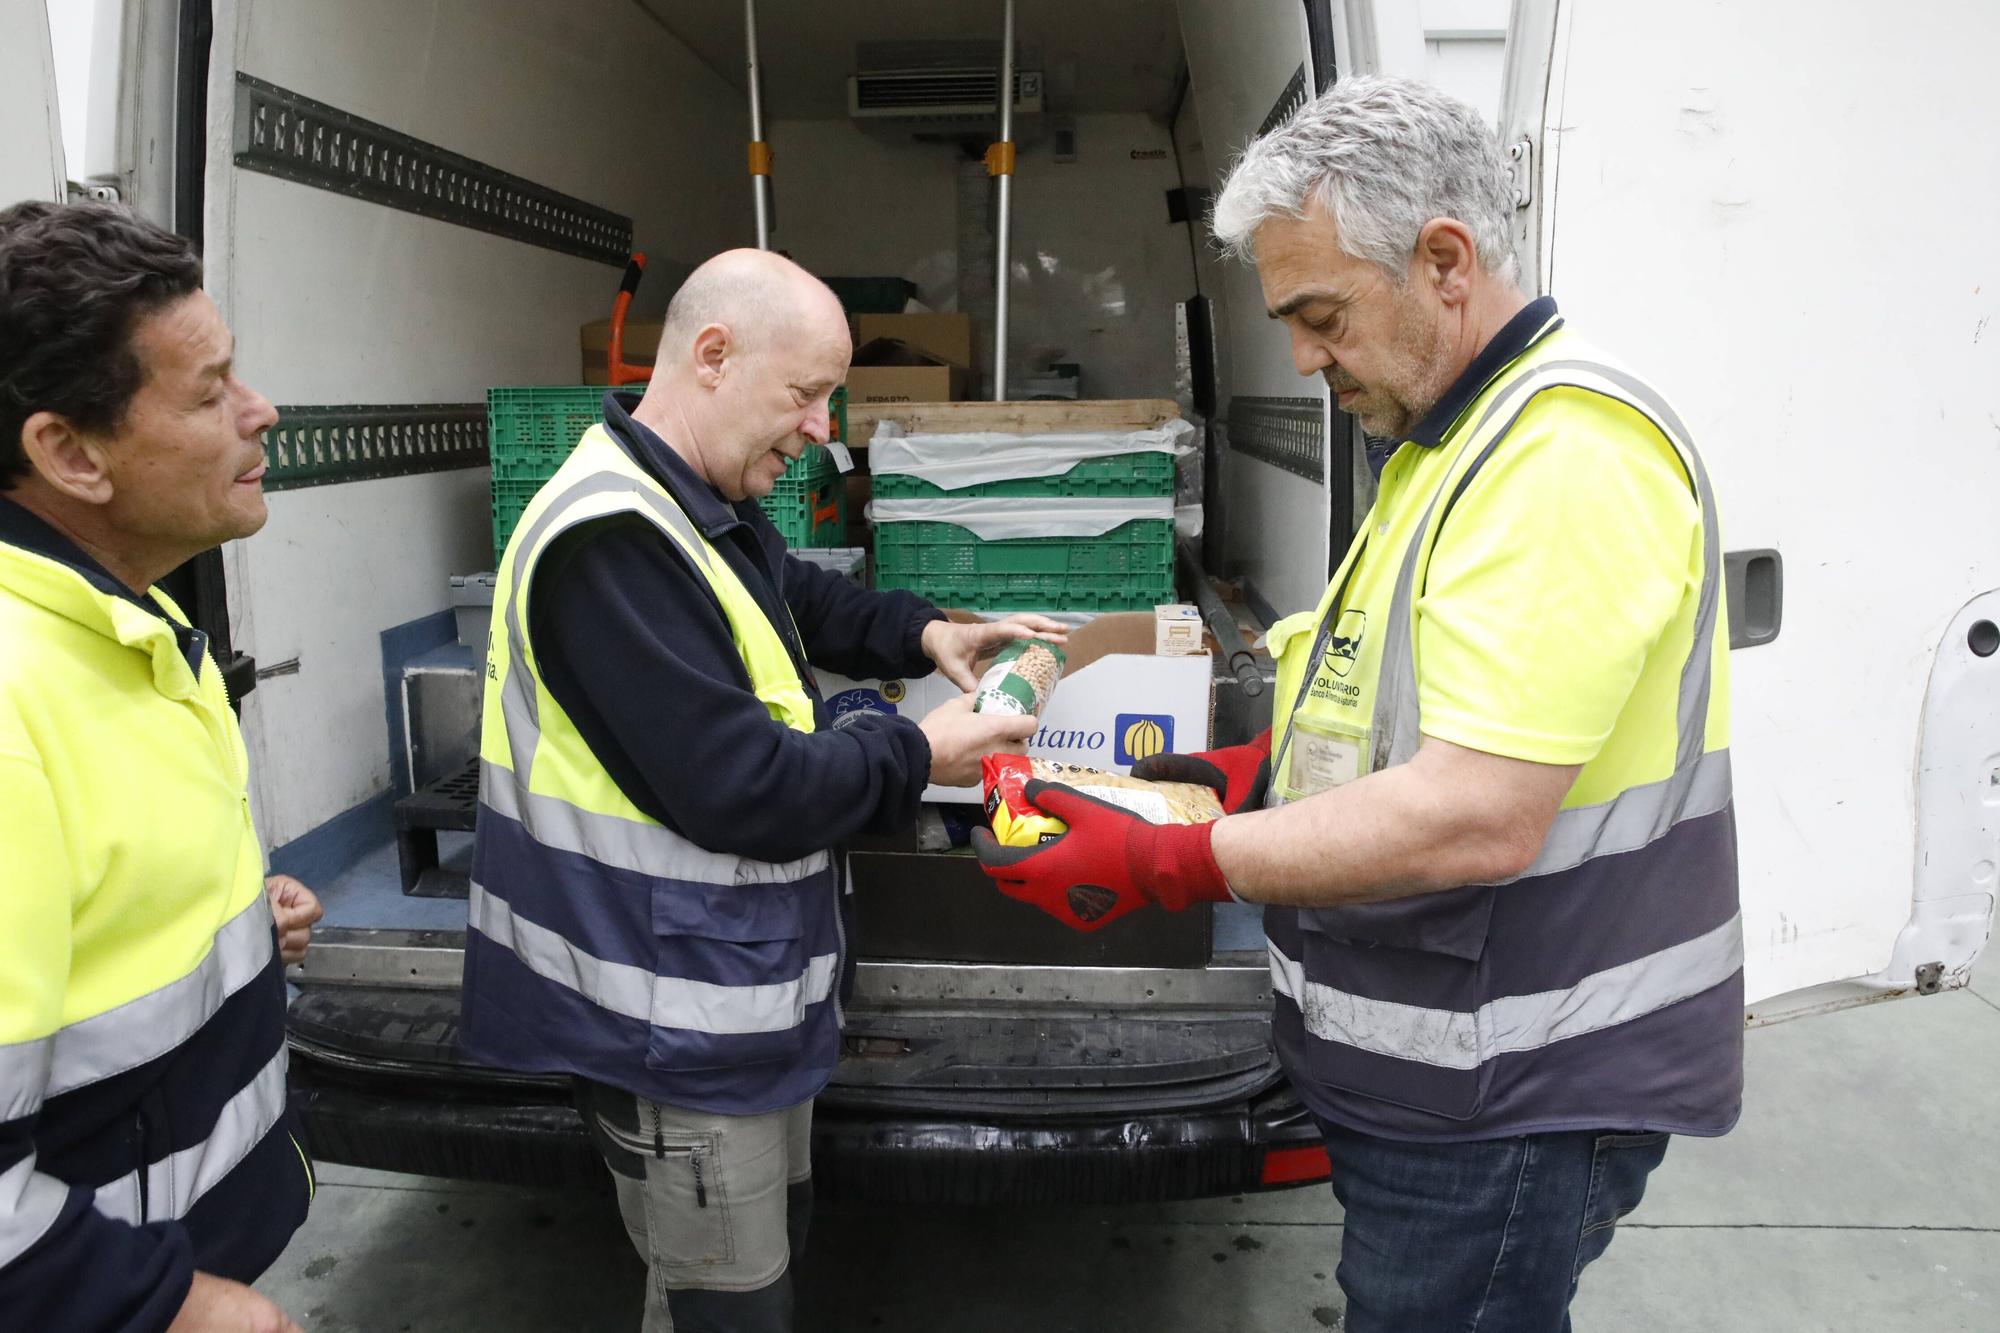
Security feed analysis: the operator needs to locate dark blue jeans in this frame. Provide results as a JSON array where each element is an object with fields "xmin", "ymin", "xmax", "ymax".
[{"xmin": 1317, "ymin": 1120, "xmax": 1669, "ymax": 1333}]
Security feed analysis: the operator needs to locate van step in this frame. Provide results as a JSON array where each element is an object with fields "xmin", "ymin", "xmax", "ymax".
[{"xmin": 394, "ymin": 760, "xmax": 480, "ymax": 897}]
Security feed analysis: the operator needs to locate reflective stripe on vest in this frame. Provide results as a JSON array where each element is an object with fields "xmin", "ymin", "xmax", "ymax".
[
  {"xmin": 1267, "ymin": 352, "xmax": 1740, "ymax": 1125},
  {"xmin": 468, "ymin": 426, "xmax": 837, "ymax": 1092}
]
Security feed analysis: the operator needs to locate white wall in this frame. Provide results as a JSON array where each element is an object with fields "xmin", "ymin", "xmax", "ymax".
[
  {"xmin": 1420, "ymin": 0, "xmax": 1508, "ymax": 121},
  {"xmin": 4, "ymin": 0, "xmax": 64, "ymax": 203},
  {"xmin": 767, "ymin": 114, "xmax": 1198, "ymax": 401},
  {"xmin": 764, "ymin": 122, "xmax": 963, "ymax": 309},
  {"xmin": 209, "ymin": 0, "xmax": 750, "ymax": 847},
  {"xmin": 40, "ymin": 0, "xmax": 92, "ymax": 178},
  {"xmin": 1176, "ymin": 0, "xmax": 1329, "ymax": 616},
  {"xmin": 1536, "ymin": 0, "xmax": 2000, "ymax": 1000}
]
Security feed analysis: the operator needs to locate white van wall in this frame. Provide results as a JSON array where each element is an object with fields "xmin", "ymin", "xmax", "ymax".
[
  {"xmin": 1525, "ymin": 0, "xmax": 1999, "ymax": 1003},
  {"xmin": 767, "ymin": 113, "xmax": 1198, "ymax": 401},
  {"xmin": 206, "ymin": 0, "xmax": 751, "ymax": 849},
  {"xmin": 2, "ymin": 0, "xmax": 64, "ymax": 204},
  {"xmin": 1419, "ymin": 0, "xmax": 1508, "ymax": 120}
]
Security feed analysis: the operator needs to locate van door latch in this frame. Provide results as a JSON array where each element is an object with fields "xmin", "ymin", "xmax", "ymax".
[{"xmin": 1507, "ymin": 140, "xmax": 1533, "ymax": 209}]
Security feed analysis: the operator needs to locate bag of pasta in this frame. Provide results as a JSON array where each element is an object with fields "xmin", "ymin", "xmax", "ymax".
[{"xmin": 982, "ymin": 754, "xmax": 1226, "ymax": 848}]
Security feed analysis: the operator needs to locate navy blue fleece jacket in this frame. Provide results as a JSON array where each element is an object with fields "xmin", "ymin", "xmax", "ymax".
[{"xmin": 527, "ymin": 392, "xmax": 944, "ymax": 861}]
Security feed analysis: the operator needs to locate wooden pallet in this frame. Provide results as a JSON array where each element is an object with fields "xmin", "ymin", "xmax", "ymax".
[{"xmin": 843, "ymin": 398, "xmax": 1180, "ymax": 445}]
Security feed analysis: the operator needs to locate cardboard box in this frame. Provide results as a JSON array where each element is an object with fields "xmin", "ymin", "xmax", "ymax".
[
  {"xmin": 819, "ymin": 612, "xmax": 1214, "ymax": 804},
  {"xmin": 580, "ymin": 318, "xmax": 663, "ymax": 385},
  {"xmin": 854, "ymin": 312, "xmax": 974, "ymax": 370},
  {"xmin": 1154, "ymin": 604, "xmax": 1205, "ymax": 656},
  {"xmin": 844, "ymin": 364, "xmax": 971, "ymax": 404},
  {"xmin": 844, "ymin": 337, "xmax": 972, "ymax": 405}
]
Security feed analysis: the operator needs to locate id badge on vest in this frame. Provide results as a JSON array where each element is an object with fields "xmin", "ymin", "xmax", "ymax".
[
  {"xmin": 1277, "ymin": 604, "xmax": 1374, "ymax": 801},
  {"xmin": 1282, "ymin": 711, "xmax": 1369, "ymax": 800}
]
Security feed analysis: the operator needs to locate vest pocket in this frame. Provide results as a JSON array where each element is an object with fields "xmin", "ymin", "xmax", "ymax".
[
  {"xmin": 646, "ymin": 880, "xmax": 812, "ymax": 1072},
  {"xmin": 1294, "ymin": 889, "xmax": 1498, "ymax": 1120},
  {"xmin": 1298, "ymin": 881, "xmax": 1498, "ymax": 961}
]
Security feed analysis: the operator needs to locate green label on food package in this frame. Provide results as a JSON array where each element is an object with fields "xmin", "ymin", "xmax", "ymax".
[{"xmin": 973, "ymin": 639, "xmax": 1068, "ymax": 716}]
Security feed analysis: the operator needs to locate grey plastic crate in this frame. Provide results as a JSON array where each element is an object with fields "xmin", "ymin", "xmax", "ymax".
[
  {"xmin": 792, "ymin": 547, "xmax": 867, "ymax": 585},
  {"xmin": 450, "ymin": 573, "xmax": 497, "ymax": 650}
]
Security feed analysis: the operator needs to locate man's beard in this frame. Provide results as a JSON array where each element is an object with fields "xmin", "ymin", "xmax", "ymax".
[{"xmin": 1327, "ymin": 293, "xmax": 1452, "ymax": 441}]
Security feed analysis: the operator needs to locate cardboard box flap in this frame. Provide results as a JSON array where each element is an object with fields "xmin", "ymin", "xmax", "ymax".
[
  {"xmin": 957, "ymin": 610, "xmax": 1160, "ymax": 673},
  {"xmin": 852, "ymin": 337, "xmax": 950, "ymax": 369},
  {"xmin": 855, "ymin": 312, "xmax": 974, "ymax": 370}
]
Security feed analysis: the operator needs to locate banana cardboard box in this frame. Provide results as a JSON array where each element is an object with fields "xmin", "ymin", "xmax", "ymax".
[{"xmin": 816, "ymin": 610, "xmax": 1215, "ymax": 804}]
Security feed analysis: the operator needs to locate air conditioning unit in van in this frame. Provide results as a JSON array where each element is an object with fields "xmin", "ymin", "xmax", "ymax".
[
  {"xmin": 847, "ymin": 67, "xmax": 1044, "ymax": 125},
  {"xmin": 847, "ymin": 40, "xmax": 1042, "ymax": 135}
]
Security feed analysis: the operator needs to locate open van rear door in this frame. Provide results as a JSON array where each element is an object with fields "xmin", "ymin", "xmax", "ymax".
[
  {"xmin": 1176, "ymin": 0, "xmax": 1336, "ymax": 614},
  {"xmin": 1, "ymin": 0, "xmax": 67, "ymax": 205},
  {"xmin": 1502, "ymin": 0, "xmax": 1999, "ymax": 1021}
]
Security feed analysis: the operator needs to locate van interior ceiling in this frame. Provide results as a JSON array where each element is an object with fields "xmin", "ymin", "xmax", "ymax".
[{"xmin": 638, "ymin": 0, "xmax": 1202, "ymax": 404}]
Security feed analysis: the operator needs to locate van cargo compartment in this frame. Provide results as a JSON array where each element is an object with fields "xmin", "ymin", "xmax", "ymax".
[{"xmin": 849, "ymin": 833, "xmax": 1210, "ymax": 968}]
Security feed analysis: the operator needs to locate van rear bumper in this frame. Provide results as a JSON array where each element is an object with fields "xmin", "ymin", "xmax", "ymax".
[{"xmin": 287, "ymin": 1052, "xmax": 1327, "ymax": 1205}]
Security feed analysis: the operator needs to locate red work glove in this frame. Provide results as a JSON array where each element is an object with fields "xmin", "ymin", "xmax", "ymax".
[
  {"xmin": 971, "ymin": 780, "xmax": 1235, "ymax": 932},
  {"xmin": 1128, "ymin": 727, "xmax": 1272, "ymax": 814}
]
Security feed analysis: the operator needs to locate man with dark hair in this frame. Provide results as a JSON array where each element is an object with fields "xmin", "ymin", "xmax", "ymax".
[{"xmin": 0, "ymin": 200, "xmax": 321, "ymax": 1332}]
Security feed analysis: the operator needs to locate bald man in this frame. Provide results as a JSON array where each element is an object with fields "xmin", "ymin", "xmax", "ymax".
[{"xmin": 461, "ymin": 250, "xmax": 1051, "ymax": 1332}]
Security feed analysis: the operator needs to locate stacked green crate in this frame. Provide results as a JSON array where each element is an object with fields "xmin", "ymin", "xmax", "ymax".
[
  {"xmin": 871, "ymin": 447, "xmax": 1176, "ymax": 611},
  {"xmin": 760, "ymin": 446, "xmax": 847, "ymax": 547},
  {"xmin": 487, "ymin": 386, "xmax": 607, "ymax": 561},
  {"xmin": 487, "ymin": 385, "xmax": 850, "ymax": 561}
]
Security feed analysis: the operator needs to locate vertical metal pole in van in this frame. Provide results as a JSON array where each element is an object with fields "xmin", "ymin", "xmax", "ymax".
[
  {"xmin": 990, "ymin": 0, "xmax": 1017, "ymax": 399},
  {"xmin": 745, "ymin": 0, "xmax": 771, "ymax": 249}
]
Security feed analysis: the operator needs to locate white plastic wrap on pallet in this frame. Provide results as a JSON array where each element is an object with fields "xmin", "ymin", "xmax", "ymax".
[
  {"xmin": 865, "ymin": 496, "xmax": 1173, "ymax": 540},
  {"xmin": 868, "ymin": 418, "xmax": 1195, "ymax": 489}
]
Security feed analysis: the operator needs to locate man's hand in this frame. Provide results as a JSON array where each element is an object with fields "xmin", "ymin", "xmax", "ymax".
[
  {"xmin": 920, "ymin": 614, "xmax": 1069, "ymax": 692},
  {"xmin": 919, "ymin": 694, "xmax": 1038, "ymax": 787},
  {"xmin": 265, "ymin": 874, "xmax": 323, "ymax": 966},
  {"xmin": 167, "ymin": 1273, "xmax": 303, "ymax": 1333},
  {"xmin": 972, "ymin": 780, "xmax": 1233, "ymax": 931},
  {"xmin": 1129, "ymin": 728, "xmax": 1274, "ymax": 814}
]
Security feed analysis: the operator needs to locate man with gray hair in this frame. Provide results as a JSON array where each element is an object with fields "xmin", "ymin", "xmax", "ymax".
[{"xmin": 976, "ymin": 76, "xmax": 1741, "ymax": 1329}]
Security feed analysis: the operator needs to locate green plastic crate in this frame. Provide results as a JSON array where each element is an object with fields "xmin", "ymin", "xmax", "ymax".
[
  {"xmin": 875, "ymin": 569, "xmax": 1175, "ymax": 612},
  {"xmin": 872, "ymin": 450, "xmax": 1174, "ymax": 501},
  {"xmin": 759, "ymin": 449, "xmax": 847, "ymax": 547},
  {"xmin": 873, "ymin": 518, "xmax": 1174, "ymax": 579},
  {"xmin": 487, "ymin": 386, "xmax": 606, "ymax": 557},
  {"xmin": 488, "ymin": 385, "xmax": 606, "ymax": 469},
  {"xmin": 488, "ymin": 385, "xmax": 851, "ymax": 558}
]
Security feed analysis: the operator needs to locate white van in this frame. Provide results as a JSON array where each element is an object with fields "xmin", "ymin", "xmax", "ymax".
[{"xmin": 9, "ymin": 0, "xmax": 1993, "ymax": 1203}]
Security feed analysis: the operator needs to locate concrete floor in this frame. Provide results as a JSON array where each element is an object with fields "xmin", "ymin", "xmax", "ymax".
[{"xmin": 259, "ymin": 973, "xmax": 2000, "ymax": 1332}]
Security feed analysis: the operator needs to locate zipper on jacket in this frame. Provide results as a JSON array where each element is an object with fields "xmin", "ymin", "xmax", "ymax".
[{"xmin": 133, "ymin": 1106, "xmax": 151, "ymax": 1222}]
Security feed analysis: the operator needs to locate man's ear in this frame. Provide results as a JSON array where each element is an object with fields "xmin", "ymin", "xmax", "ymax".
[
  {"xmin": 1414, "ymin": 217, "xmax": 1480, "ymax": 308},
  {"xmin": 18, "ymin": 412, "xmax": 115, "ymax": 506},
  {"xmin": 690, "ymin": 321, "xmax": 735, "ymax": 388}
]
